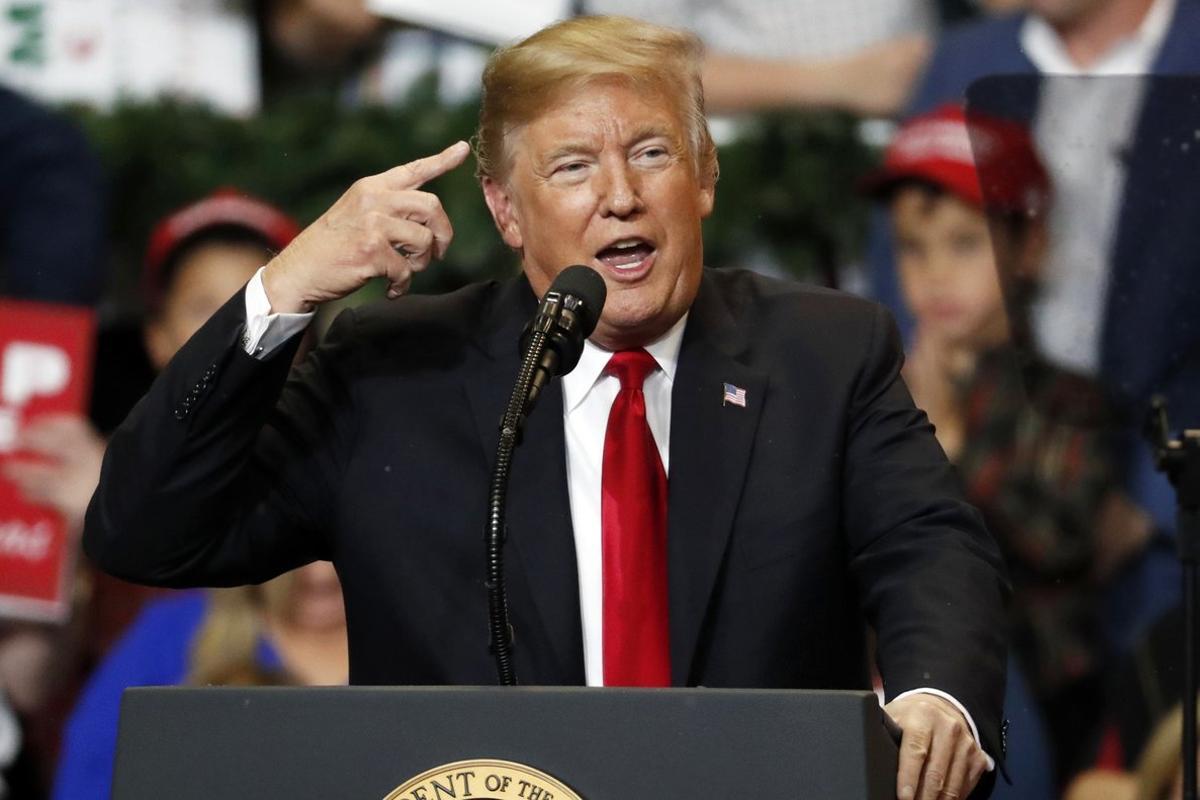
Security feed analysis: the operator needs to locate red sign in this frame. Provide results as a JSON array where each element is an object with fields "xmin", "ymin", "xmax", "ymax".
[{"xmin": 0, "ymin": 300, "xmax": 95, "ymax": 622}]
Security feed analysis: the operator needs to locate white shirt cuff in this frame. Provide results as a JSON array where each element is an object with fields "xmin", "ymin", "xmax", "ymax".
[
  {"xmin": 241, "ymin": 266, "xmax": 314, "ymax": 359},
  {"xmin": 891, "ymin": 688, "xmax": 996, "ymax": 772}
]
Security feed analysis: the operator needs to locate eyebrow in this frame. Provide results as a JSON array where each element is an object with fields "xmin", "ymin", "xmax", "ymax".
[
  {"xmin": 538, "ymin": 124, "xmax": 678, "ymax": 166},
  {"xmin": 541, "ymin": 141, "xmax": 597, "ymax": 165},
  {"xmin": 623, "ymin": 123, "xmax": 675, "ymax": 148}
]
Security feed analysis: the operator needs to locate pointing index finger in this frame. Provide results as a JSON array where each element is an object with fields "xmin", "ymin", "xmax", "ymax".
[{"xmin": 384, "ymin": 141, "xmax": 471, "ymax": 190}]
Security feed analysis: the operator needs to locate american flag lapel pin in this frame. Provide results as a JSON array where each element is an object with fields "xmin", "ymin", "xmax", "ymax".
[{"xmin": 722, "ymin": 382, "xmax": 747, "ymax": 408}]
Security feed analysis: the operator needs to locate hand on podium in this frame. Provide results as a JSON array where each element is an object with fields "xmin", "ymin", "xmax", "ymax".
[{"xmin": 884, "ymin": 693, "xmax": 990, "ymax": 800}]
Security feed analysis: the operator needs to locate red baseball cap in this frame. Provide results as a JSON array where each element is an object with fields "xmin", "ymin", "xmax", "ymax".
[
  {"xmin": 862, "ymin": 104, "xmax": 1051, "ymax": 217},
  {"xmin": 143, "ymin": 188, "xmax": 300, "ymax": 308}
]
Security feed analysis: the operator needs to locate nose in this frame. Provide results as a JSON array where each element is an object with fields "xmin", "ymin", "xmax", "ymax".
[
  {"xmin": 599, "ymin": 161, "xmax": 642, "ymax": 219},
  {"xmin": 927, "ymin": 247, "xmax": 959, "ymax": 283}
]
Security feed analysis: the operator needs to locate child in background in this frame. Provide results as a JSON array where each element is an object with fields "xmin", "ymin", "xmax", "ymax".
[
  {"xmin": 1, "ymin": 190, "xmax": 344, "ymax": 799},
  {"xmin": 5, "ymin": 188, "xmax": 305, "ymax": 655},
  {"xmin": 865, "ymin": 104, "xmax": 1152, "ymax": 783}
]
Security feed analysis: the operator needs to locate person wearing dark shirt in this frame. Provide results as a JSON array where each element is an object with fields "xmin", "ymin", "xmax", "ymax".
[{"xmin": 0, "ymin": 88, "xmax": 106, "ymax": 305}]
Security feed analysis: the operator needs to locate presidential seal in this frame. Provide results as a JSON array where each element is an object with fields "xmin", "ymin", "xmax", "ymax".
[{"xmin": 382, "ymin": 759, "xmax": 584, "ymax": 800}]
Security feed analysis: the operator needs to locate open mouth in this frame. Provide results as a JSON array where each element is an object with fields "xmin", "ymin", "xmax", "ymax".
[{"xmin": 595, "ymin": 237, "xmax": 656, "ymax": 277}]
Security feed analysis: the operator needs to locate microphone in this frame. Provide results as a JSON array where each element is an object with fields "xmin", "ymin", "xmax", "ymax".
[
  {"xmin": 519, "ymin": 265, "xmax": 607, "ymax": 416},
  {"xmin": 486, "ymin": 265, "xmax": 606, "ymax": 686}
]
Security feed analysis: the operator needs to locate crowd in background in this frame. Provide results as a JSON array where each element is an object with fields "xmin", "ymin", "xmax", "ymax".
[{"xmin": 1, "ymin": 0, "xmax": 1198, "ymax": 798}]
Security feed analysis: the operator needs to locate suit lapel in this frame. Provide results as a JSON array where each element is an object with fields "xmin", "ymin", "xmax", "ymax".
[
  {"xmin": 667, "ymin": 273, "xmax": 767, "ymax": 685},
  {"xmin": 462, "ymin": 277, "xmax": 585, "ymax": 684},
  {"xmin": 460, "ymin": 271, "xmax": 767, "ymax": 686}
]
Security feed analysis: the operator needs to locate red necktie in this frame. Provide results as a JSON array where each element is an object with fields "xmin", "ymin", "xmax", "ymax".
[{"xmin": 601, "ymin": 349, "xmax": 670, "ymax": 687}]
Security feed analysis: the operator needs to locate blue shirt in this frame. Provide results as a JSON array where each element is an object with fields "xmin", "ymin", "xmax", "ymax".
[{"xmin": 51, "ymin": 592, "xmax": 281, "ymax": 800}]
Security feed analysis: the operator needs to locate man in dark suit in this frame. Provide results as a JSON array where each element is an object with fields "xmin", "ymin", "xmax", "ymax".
[{"xmin": 84, "ymin": 15, "xmax": 1007, "ymax": 800}]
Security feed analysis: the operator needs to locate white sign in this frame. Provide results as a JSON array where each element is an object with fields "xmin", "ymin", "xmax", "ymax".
[
  {"xmin": 0, "ymin": 341, "xmax": 70, "ymax": 453},
  {"xmin": 367, "ymin": 0, "xmax": 569, "ymax": 45},
  {"xmin": 1, "ymin": 341, "xmax": 70, "ymax": 408},
  {"xmin": 0, "ymin": 0, "xmax": 259, "ymax": 115}
]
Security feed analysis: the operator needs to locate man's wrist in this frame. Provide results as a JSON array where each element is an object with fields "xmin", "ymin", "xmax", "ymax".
[
  {"xmin": 262, "ymin": 259, "xmax": 315, "ymax": 314},
  {"xmin": 243, "ymin": 267, "xmax": 315, "ymax": 358}
]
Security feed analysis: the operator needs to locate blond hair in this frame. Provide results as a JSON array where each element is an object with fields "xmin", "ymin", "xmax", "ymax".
[
  {"xmin": 1134, "ymin": 702, "xmax": 1194, "ymax": 800},
  {"xmin": 185, "ymin": 573, "xmax": 297, "ymax": 687},
  {"xmin": 474, "ymin": 15, "xmax": 717, "ymax": 184}
]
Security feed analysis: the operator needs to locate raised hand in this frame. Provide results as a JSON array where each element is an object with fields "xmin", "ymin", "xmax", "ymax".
[
  {"xmin": 262, "ymin": 140, "xmax": 471, "ymax": 313},
  {"xmin": 2, "ymin": 414, "xmax": 106, "ymax": 531}
]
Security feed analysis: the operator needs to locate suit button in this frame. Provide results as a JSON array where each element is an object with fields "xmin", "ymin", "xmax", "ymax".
[{"xmin": 174, "ymin": 407, "xmax": 188, "ymax": 420}]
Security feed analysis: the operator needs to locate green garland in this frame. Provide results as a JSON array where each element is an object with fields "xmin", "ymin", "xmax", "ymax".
[{"xmin": 74, "ymin": 83, "xmax": 876, "ymax": 313}]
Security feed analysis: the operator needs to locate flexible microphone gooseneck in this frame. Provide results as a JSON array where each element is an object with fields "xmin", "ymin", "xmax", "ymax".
[{"xmin": 487, "ymin": 266, "xmax": 606, "ymax": 685}]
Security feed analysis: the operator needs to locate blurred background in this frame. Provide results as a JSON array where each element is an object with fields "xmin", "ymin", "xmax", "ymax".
[{"xmin": 2, "ymin": 1, "xmax": 1198, "ymax": 798}]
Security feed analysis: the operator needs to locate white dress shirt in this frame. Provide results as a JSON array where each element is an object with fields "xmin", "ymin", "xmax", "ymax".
[
  {"xmin": 242, "ymin": 269, "xmax": 990, "ymax": 764},
  {"xmin": 240, "ymin": 267, "xmax": 314, "ymax": 353},
  {"xmin": 1020, "ymin": 0, "xmax": 1174, "ymax": 375}
]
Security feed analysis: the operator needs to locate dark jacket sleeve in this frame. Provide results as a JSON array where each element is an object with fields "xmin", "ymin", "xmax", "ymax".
[
  {"xmin": 83, "ymin": 287, "xmax": 356, "ymax": 587},
  {"xmin": 842, "ymin": 303, "xmax": 1011, "ymax": 769}
]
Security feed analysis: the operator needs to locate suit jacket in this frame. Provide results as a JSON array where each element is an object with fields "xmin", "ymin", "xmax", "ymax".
[{"xmin": 85, "ymin": 267, "xmax": 1009, "ymax": 760}]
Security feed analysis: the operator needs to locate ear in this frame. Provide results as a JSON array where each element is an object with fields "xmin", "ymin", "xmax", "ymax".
[
  {"xmin": 697, "ymin": 157, "xmax": 717, "ymax": 219},
  {"xmin": 143, "ymin": 320, "xmax": 174, "ymax": 372},
  {"xmin": 698, "ymin": 180, "xmax": 715, "ymax": 220},
  {"xmin": 481, "ymin": 177, "xmax": 524, "ymax": 250}
]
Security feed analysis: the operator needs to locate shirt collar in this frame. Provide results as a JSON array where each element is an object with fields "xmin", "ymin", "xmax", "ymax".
[
  {"xmin": 561, "ymin": 312, "xmax": 689, "ymax": 414},
  {"xmin": 1020, "ymin": 0, "xmax": 1175, "ymax": 75}
]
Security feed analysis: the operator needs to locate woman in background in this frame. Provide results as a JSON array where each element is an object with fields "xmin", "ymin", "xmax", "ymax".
[{"xmin": 51, "ymin": 561, "xmax": 346, "ymax": 799}]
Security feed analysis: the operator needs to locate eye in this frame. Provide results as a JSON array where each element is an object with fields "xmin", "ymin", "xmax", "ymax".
[
  {"xmin": 550, "ymin": 160, "xmax": 591, "ymax": 182},
  {"xmin": 635, "ymin": 145, "xmax": 670, "ymax": 164}
]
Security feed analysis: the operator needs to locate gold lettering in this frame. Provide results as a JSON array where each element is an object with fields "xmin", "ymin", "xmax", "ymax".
[
  {"xmin": 383, "ymin": 761, "xmax": 577, "ymax": 800},
  {"xmin": 456, "ymin": 770, "xmax": 476, "ymax": 796}
]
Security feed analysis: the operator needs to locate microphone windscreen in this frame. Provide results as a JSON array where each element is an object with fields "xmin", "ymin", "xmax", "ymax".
[{"xmin": 548, "ymin": 265, "xmax": 606, "ymax": 338}]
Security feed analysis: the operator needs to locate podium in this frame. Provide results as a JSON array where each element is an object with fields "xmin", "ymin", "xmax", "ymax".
[{"xmin": 113, "ymin": 686, "xmax": 899, "ymax": 799}]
